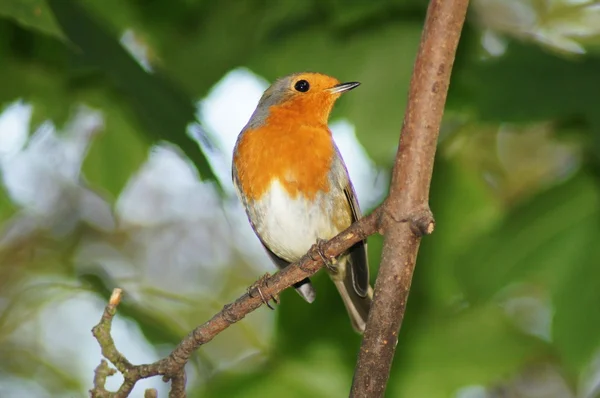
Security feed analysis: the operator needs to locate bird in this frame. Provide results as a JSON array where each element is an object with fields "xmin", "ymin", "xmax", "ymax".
[{"xmin": 232, "ymin": 72, "xmax": 372, "ymax": 333}]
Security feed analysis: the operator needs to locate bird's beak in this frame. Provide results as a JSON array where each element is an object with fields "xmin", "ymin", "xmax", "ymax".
[{"xmin": 328, "ymin": 81, "xmax": 361, "ymax": 94}]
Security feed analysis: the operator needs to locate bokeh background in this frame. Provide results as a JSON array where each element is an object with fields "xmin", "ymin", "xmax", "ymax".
[{"xmin": 0, "ymin": 0, "xmax": 599, "ymax": 397}]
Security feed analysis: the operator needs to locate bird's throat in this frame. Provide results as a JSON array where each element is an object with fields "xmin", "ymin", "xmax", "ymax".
[{"xmin": 234, "ymin": 118, "xmax": 335, "ymax": 202}]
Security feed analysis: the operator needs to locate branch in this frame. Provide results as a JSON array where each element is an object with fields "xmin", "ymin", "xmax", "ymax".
[
  {"xmin": 90, "ymin": 360, "xmax": 116, "ymax": 398},
  {"xmin": 90, "ymin": 209, "xmax": 380, "ymax": 397},
  {"xmin": 350, "ymin": 0, "xmax": 469, "ymax": 397}
]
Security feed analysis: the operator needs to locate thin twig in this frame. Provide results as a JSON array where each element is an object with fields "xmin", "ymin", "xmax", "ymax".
[
  {"xmin": 90, "ymin": 360, "xmax": 116, "ymax": 398},
  {"xmin": 144, "ymin": 389, "xmax": 158, "ymax": 398},
  {"xmin": 91, "ymin": 209, "xmax": 380, "ymax": 397},
  {"xmin": 92, "ymin": 288, "xmax": 133, "ymax": 375},
  {"xmin": 350, "ymin": 0, "xmax": 469, "ymax": 397},
  {"xmin": 168, "ymin": 372, "xmax": 187, "ymax": 398}
]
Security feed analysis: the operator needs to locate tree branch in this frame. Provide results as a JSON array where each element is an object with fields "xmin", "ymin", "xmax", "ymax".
[
  {"xmin": 90, "ymin": 360, "xmax": 116, "ymax": 398},
  {"xmin": 90, "ymin": 209, "xmax": 381, "ymax": 397},
  {"xmin": 350, "ymin": 0, "xmax": 469, "ymax": 397}
]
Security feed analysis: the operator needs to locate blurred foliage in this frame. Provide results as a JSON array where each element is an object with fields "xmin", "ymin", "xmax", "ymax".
[
  {"xmin": 0, "ymin": 0, "xmax": 64, "ymax": 40},
  {"xmin": 1, "ymin": 0, "xmax": 600, "ymax": 397}
]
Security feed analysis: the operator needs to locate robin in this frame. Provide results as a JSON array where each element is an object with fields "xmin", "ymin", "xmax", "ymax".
[{"xmin": 232, "ymin": 72, "xmax": 372, "ymax": 333}]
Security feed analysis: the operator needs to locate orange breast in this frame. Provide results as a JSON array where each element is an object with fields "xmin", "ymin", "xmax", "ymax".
[{"xmin": 234, "ymin": 114, "xmax": 335, "ymax": 202}]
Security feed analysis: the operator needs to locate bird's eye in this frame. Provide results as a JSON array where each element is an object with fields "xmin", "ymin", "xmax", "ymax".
[{"xmin": 294, "ymin": 80, "xmax": 310, "ymax": 92}]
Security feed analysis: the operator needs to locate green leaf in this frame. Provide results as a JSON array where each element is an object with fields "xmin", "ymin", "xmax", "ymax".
[
  {"xmin": 389, "ymin": 305, "xmax": 551, "ymax": 397},
  {"xmin": 454, "ymin": 173, "xmax": 599, "ymax": 302},
  {"xmin": 552, "ymin": 222, "xmax": 600, "ymax": 373},
  {"xmin": 0, "ymin": 0, "xmax": 65, "ymax": 40},
  {"xmin": 450, "ymin": 171, "xmax": 600, "ymax": 372},
  {"xmin": 0, "ymin": 19, "xmax": 71, "ymax": 127},
  {"xmin": 417, "ymin": 155, "xmax": 502, "ymax": 307},
  {"xmin": 204, "ymin": 343, "xmax": 352, "ymax": 398},
  {"xmin": 46, "ymin": 0, "xmax": 219, "ymax": 187},
  {"xmin": 81, "ymin": 90, "xmax": 148, "ymax": 198},
  {"xmin": 450, "ymin": 41, "xmax": 600, "ymax": 125}
]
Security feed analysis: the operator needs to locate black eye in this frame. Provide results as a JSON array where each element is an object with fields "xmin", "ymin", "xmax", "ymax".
[{"xmin": 294, "ymin": 80, "xmax": 310, "ymax": 92}]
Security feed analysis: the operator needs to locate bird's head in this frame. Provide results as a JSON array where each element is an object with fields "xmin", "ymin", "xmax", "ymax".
[{"xmin": 248, "ymin": 72, "xmax": 360, "ymax": 128}]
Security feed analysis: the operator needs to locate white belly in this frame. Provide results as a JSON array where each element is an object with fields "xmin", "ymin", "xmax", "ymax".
[{"xmin": 248, "ymin": 180, "xmax": 341, "ymax": 263}]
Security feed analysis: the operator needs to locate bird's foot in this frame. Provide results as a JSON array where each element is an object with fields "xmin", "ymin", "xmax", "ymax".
[
  {"xmin": 311, "ymin": 238, "xmax": 338, "ymax": 273},
  {"xmin": 247, "ymin": 273, "xmax": 279, "ymax": 310}
]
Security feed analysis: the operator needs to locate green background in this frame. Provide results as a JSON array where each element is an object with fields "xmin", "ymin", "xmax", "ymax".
[{"xmin": 0, "ymin": 0, "xmax": 599, "ymax": 397}]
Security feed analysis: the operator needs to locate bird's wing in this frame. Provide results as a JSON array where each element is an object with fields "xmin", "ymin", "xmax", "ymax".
[
  {"xmin": 343, "ymin": 182, "xmax": 371, "ymax": 298},
  {"xmin": 331, "ymin": 149, "xmax": 370, "ymax": 298},
  {"xmin": 232, "ymin": 165, "xmax": 316, "ymax": 303}
]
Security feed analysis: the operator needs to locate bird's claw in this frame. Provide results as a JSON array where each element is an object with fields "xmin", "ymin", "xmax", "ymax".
[
  {"xmin": 311, "ymin": 238, "xmax": 338, "ymax": 273},
  {"xmin": 247, "ymin": 273, "xmax": 279, "ymax": 310}
]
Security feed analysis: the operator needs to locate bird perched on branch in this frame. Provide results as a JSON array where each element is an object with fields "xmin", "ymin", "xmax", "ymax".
[{"xmin": 232, "ymin": 72, "xmax": 372, "ymax": 333}]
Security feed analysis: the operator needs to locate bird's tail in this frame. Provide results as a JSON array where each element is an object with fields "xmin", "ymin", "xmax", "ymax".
[
  {"xmin": 293, "ymin": 278, "xmax": 316, "ymax": 303},
  {"xmin": 333, "ymin": 263, "xmax": 373, "ymax": 333}
]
